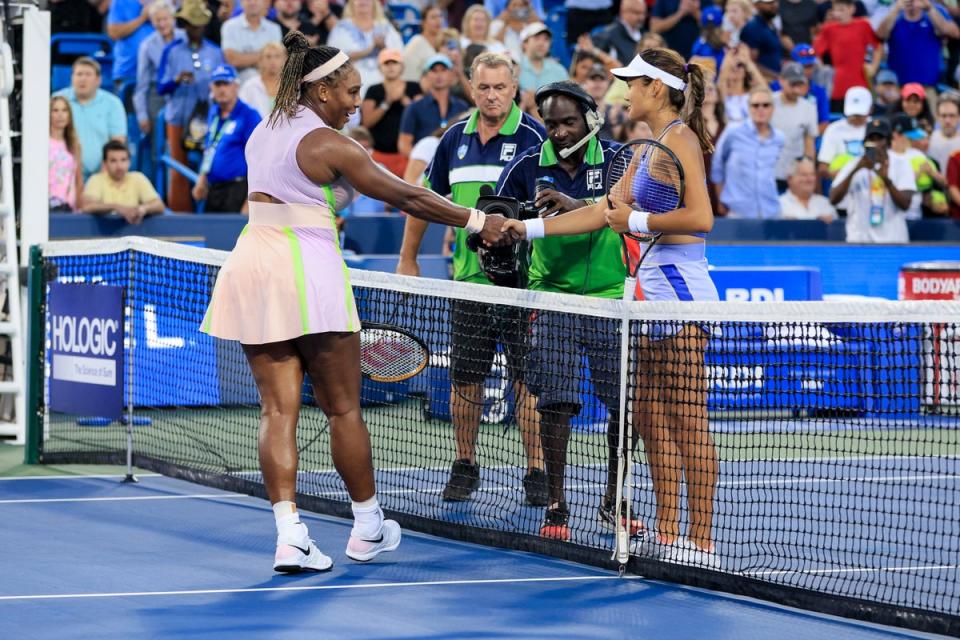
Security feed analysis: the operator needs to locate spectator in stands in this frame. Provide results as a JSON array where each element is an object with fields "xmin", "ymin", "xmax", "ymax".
[
  {"xmin": 650, "ymin": 0, "xmax": 706, "ymax": 58},
  {"xmin": 876, "ymin": 0, "xmax": 959, "ymax": 93},
  {"xmin": 701, "ymin": 69, "xmax": 725, "ymax": 215},
  {"xmin": 718, "ymin": 44, "xmax": 767, "ymax": 124},
  {"xmin": 82, "ymin": 140, "xmax": 165, "ymax": 223},
  {"xmin": 136, "ymin": 2, "xmax": 183, "ymax": 138},
  {"xmin": 191, "ymin": 65, "xmax": 261, "ymax": 213},
  {"xmin": 569, "ymin": 50, "xmax": 604, "ymax": 83},
  {"xmin": 239, "ymin": 42, "xmax": 286, "ymax": 117},
  {"xmin": 712, "ymin": 87, "xmax": 785, "ymax": 217},
  {"xmin": 49, "ymin": 96, "xmax": 84, "ymax": 213},
  {"xmin": 872, "ymin": 69, "xmax": 901, "ymax": 116},
  {"xmin": 830, "ymin": 117, "xmax": 915, "ymax": 242},
  {"xmin": 740, "ymin": 0, "xmax": 784, "ymax": 78},
  {"xmin": 398, "ymin": 54, "xmax": 469, "ymax": 155},
  {"xmin": 813, "ymin": 0, "xmax": 879, "ymax": 113},
  {"xmin": 945, "ymin": 148, "xmax": 960, "ymax": 218},
  {"xmin": 205, "ymin": 1, "xmax": 236, "ymax": 46},
  {"xmin": 304, "ymin": 0, "xmax": 342, "ymax": 46},
  {"xmin": 890, "ymin": 113, "xmax": 942, "ymax": 219},
  {"xmin": 327, "ymin": 0, "xmax": 403, "ymax": 95},
  {"xmin": 565, "ymin": 0, "xmax": 614, "ymax": 47},
  {"xmin": 780, "ymin": 0, "xmax": 820, "ymax": 46},
  {"xmin": 491, "ymin": 0, "xmax": 542, "ymax": 62},
  {"xmin": 157, "ymin": 0, "xmax": 224, "ymax": 213},
  {"xmin": 895, "ymin": 83, "xmax": 935, "ymax": 131},
  {"xmin": 487, "ymin": 0, "xmax": 546, "ymax": 22},
  {"xmin": 788, "ymin": 44, "xmax": 830, "ymax": 132},
  {"xmin": 54, "ymin": 57, "xmax": 128, "ymax": 180},
  {"xmin": 273, "ymin": 0, "xmax": 321, "ymax": 43},
  {"xmin": 341, "ymin": 127, "xmax": 390, "ymax": 217},
  {"xmin": 589, "ymin": 0, "xmax": 648, "ymax": 65},
  {"xmin": 445, "ymin": 31, "xmax": 479, "ymax": 105},
  {"xmin": 221, "ymin": 0, "xmax": 283, "ymax": 84},
  {"xmin": 779, "ymin": 156, "xmax": 838, "ymax": 221},
  {"xmin": 691, "ymin": 7, "xmax": 726, "ymax": 71},
  {"xmin": 402, "ymin": 5, "xmax": 447, "ymax": 83},
  {"xmin": 583, "ymin": 63, "xmax": 622, "ymax": 140},
  {"xmin": 107, "ymin": 0, "xmax": 156, "ymax": 86},
  {"xmin": 772, "ymin": 62, "xmax": 818, "ymax": 190},
  {"xmin": 461, "ymin": 5, "xmax": 509, "ymax": 55},
  {"xmin": 722, "ymin": 0, "xmax": 752, "ymax": 46},
  {"xmin": 817, "ymin": 86, "xmax": 872, "ymax": 179},
  {"xmin": 518, "ymin": 23, "xmax": 568, "ymax": 95},
  {"xmin": 363, "ymin": 50, "xmax": 423, "ymax": 175},
  {"xmin": 929, "ymin": 93, "xmax": 960, "ymax": 172}
]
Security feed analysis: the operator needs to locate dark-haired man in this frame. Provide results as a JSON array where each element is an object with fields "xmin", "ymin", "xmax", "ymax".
[
  {"xmin": 496, "ymin": 81, "xmax": 635, "ymax": 541},
  {"xmin": 82, "ymin": 141, "xmax": 165, "ymax": 223}
]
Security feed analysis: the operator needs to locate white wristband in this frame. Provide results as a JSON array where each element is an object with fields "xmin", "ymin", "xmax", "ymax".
[
  {"xmin": 523, "ymin": 218, "xmax": 545, "ymax": 240},
  {"xmin": 628, "ymin": 210, "xmax": 651, "ymax": 234},
  {"xmin": 464, "ymin": 208, "xmax": 486, "ymax": 234}
]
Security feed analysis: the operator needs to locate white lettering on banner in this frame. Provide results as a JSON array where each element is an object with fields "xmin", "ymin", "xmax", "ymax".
[
  {"xmin": 51, "ymin": 315, "xmax": 119, "ymax": 356},
  {"xmin": 725, "ymin": 288, "xmax": 786, "ymax": 302},
  {"xmin": 145, "ymin": 305, "xmax": 185, "ymax": 349},
  {"xmin": 52, "ymin": 353, "xmax": 116, "ymax": 386},
  {"xmin": 911, "ymin": 277, "xmax": 960, "ymax": 298},
  {"xmin": 708, "ymin": 365, "xmax": 764, "ymax": 390}
]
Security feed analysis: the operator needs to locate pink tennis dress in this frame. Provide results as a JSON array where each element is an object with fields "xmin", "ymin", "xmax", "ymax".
[{"xmin": 201, "ymin": 106, "xmax": 360, "ymax": 344}]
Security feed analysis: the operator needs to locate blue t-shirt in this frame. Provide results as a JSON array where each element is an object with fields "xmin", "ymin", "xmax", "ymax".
[
  {"xmin": 652, "ymin": 0, "xmax": 711, "ymax": 58},
  {"xmin": 107, "ymin": 0, "xmax": 155, "ymax": 81},
  {"xmin": 888, "ymin": 6, "xmax": 953, "ymax": 86},
  {"xmin": 690, "ymin": 39, "xmax": 725, "ymax": 71},
  {"xmin": 202, "ymin": 99, "xmax": 261, "ymax": 184},
  {"xmin": 740, "ymin": 15, "xmax": 782, "ymax": 73},
  {"xmin": 399, "ymin": 93, "xmax": 470, "ymax": 146}
]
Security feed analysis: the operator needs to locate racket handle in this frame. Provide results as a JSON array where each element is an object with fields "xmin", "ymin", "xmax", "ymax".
[
  {"xmin": 616, "ymin": 529, "xmax": 630, "ymax": 565},
  {"xmin": 623, "ymin": 277, "xmax": 637, "ymax": 302}
]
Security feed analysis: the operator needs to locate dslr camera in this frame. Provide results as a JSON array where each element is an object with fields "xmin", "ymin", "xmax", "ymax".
[{"xmin": 466, "ymin": 193, "xmax": 540, "ymax": 288}]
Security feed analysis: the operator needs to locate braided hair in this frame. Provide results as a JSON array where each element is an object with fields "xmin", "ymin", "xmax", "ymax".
[
  {"xmin": 635, "ymin": 48, "xmax": 714, "ymax": 154},
  {"xmin": 268, "ymin": 31, "xmax": 355, "ymax": 128}
]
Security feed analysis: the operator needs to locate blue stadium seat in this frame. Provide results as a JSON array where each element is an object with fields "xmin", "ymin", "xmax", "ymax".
[
  {"xmin": 545, "ymin": 7, "xmax": 571, "ymax": 68},
  {"xmin": 51, "ymin": 33, "xmax": 114, "ymax": 93},
  {"xmin": 386, "ymin": 3, "xmax": 422, "ymax": 44}
]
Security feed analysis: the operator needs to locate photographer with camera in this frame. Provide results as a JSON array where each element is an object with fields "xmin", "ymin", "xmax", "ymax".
[
  {"xmin": 495, "ymin": 82, "xmax": 628, "ymax": 541},
  {"xmin": 829, "ymin": 117, "xmax": 916, "ymax": 243},
  {"xmin": 397, "ymin": 52, "xmax": 548, "ymax": 505}
]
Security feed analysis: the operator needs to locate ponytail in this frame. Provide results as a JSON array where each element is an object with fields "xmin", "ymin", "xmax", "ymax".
[
  {"xmin": 684, "ymin": 62, "xmax": 714, "ymax": 154},
  {"xmin": 268, "ymin": 31, "xmax": 354, "ymax": 128}
]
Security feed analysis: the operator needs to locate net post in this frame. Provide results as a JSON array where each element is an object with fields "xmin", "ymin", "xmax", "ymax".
[
  {"xmin": 24, "ymin": 245, "xmax": 44, "ymax": 464},
  {"xmin": 122, "ymin": 250, "xmax": 137, "ymax": 484}
]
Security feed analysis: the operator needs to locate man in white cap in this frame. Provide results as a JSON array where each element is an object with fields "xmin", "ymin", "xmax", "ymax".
[
  {"xmin": 817, "ymin": 85, "xmax": 873, "ymax": 180},
  {"xmin": 518, "ymin": 22, "xmax": 568, "ymax": 95}
]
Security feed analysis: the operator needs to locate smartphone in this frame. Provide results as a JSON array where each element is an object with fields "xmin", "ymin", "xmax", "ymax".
[{"xmin": 864, "ymin": 146, "xmax": 878, "ymax": 164}]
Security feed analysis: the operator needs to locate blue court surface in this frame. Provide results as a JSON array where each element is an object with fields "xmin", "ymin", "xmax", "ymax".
[{"xmin": 0, "ymin": 474, "xmax": 949, "ymax": 640}]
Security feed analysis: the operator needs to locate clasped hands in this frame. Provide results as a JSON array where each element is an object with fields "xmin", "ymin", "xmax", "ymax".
[{"xmin": 479, "ymin": 196, "xmax": 635, "ymax": 243}]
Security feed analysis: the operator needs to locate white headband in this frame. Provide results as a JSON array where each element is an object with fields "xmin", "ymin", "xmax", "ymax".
[
  {"xmin": 302, "ymin": 51, "xmax": 349, "ymax": 83},
  {"xmin": 611, "ymin": 55, "xmax": 687, "ymax": 91}
]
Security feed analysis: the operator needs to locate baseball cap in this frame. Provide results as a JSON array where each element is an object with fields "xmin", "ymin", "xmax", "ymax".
[
  {"xmin": 701, "ymin": 6, "xmax": 723, "ymax": 26},
  {"xmin": 791, "ymin": 43, "xmax": 816, "ymax": 65},
  {"xmin": 520, "ymin": 22, "xmax": 551, "ymax": 42},
  {"xmin": 781, "ymin": 62, "xmax": 806, "ymax": 84},
  {"xmin": 586, "ymin": 63, "xmax": 607, "ymax": 79},
  {"xmin": 423, "ymin": 53, "xmax": 453, "ymax": 73},
  {"xmin": 844, "ymin": 86, "xmax": 873, "ymax": 117},
  {"xmin": 210, "ymin": 64, "xmax": 237, "ymax": 84},
  {"xmin": 378, "ymin": 49, "xmax": 403, "ymax": 65},
  {"xmin": 875, "ymin": 69, "xmax": 899, "ymax": 86},
  {"xmin": 891, "ymin": 113, "xmax": 926, "ymax": 140},
  {"xmin": 902, "ymin": 82, "xmax": 926, "ymax": 100},
  {"xmin": 865, "ymin": 117, "xmax": 892, "ymax": 139}
]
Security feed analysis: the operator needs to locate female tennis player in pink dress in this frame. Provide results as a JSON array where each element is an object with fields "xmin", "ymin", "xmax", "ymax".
[
  {"xmin": 201, "ymin": 33, "xmax": 506, "ymax": 573},
  {"xmin": 502, "ymin": 48, "xmax": 720, "ymax": 568}
]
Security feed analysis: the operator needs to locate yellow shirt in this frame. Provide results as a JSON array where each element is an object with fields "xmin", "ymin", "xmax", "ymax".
[{"xmin": 84, "ymin": 171, "xmax": 159, "ymax": 207}]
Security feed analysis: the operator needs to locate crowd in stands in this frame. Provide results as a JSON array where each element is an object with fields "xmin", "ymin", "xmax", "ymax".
[{"xmin": 48, "ymin": 0, "xmax": 960, "ymax": 243}]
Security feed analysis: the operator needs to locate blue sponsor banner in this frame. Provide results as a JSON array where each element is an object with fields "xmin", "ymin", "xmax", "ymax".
[
  {"xmin": 709, "ymin": 267, "xmax": 823, "ymax": 302},
  {"xmin": 48, "ymin": 282, "xmax": 125, "ymax": 419}
]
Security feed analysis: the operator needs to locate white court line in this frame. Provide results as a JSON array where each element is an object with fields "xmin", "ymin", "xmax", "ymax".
[
  {"xmin": 0, "ymin": 474, "xmax": 161, "ymax": 481},
  {"xmin": 0, "ymin": 493, "xmax": 247, "ymax": 505},
  {"xmin": 0, "ymin": 574, "xmax": 636, "ymax": 602},
  {"xmin": 743, "ymin": 564, "xmax": 960, "ymax": 578}
]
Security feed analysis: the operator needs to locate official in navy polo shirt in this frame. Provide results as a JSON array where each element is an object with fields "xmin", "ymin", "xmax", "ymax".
[
  {"xmin": 192, "ymin": 64, "xmax": 262, "ymax": 213},
  {"xmin": 397, "ymin": 54, "xmax": 470, "ymax": 155}
]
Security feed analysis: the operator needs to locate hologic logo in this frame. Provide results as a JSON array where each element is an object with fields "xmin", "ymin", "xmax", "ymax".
[{"xmin": 51, "ymin": 315, "xmax": 120, "ymax": 356}]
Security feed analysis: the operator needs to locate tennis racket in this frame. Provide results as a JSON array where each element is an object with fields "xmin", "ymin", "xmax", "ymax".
[
  {"xmin": 360, "ymin": 322, "xmax": 430, "ymax": 383},
  {"xmin": 604, "ymin": 138, "xmax": 686, "ymax": 566}
]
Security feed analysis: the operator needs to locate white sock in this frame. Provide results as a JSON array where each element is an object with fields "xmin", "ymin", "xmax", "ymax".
[
  {"xmin": 351, "ymin": 496, "xmax": 383, "ymax": 539},
  {"xmin": 273, "ymin": 500, "xmax": 308, "ymax": 544}
]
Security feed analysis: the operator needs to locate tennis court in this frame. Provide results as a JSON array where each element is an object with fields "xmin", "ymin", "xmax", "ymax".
[{"xmin": 0, "ymin": 471, "xmax": 950, "ymax": 640}]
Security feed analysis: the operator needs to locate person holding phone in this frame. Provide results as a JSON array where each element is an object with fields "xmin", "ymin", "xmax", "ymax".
[{"xmin": 829, "ymin": 117, "xmax": 916, "ymax": 242}]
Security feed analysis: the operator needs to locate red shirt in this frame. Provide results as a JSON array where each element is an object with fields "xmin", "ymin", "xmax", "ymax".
[
  {"xmin": 947, "ymin": 151, "xmax": 960, "ymax": 219},
  {"xmin": 813, "ymin": 19, "xmax": 880, "ymax": 100}
]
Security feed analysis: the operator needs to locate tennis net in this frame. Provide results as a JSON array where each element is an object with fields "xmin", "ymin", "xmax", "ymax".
[{"xmin": 26, "ymin": 237, "xmax": 960, "ymax": 635}]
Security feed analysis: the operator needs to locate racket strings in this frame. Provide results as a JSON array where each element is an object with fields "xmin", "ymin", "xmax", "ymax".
[{"xmin": 360, "ymin": 327, "xmax": 429, "ymax": 382}]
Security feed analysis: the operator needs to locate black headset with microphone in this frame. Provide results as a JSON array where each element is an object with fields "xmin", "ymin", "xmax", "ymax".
[{"xmin": 534, "ymin": 81, "xmax": 605, "ymax": 159}]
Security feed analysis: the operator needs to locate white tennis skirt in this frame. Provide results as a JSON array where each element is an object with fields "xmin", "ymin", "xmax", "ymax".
[{"xmin": 637, "ymin": 243, "xmax": 719, "ymax": 302}]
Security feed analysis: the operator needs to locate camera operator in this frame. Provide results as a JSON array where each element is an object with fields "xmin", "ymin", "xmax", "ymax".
[
  {"xmin": 830, "ymin": 117, "xmax": 916, "ymax": 243},
  {"xmin": 496, "ymin": 81, "xmax": 628, "ymax": 542},
  {"xmin": 397, "ymin": 52, "xmax": 548, "ymax": 506}
]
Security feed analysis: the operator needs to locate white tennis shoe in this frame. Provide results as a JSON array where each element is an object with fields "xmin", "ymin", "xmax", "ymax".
[
  {"xmin": 660, "ymin": 537, "xmax": 721, "ymax": 571},
  {"xmin": 345, "ymin": 519, "xmax": 402, "ymax": 562},
  {"xmin": 273, "ymin": 538, "xmax": 334, "ymax": 573}
]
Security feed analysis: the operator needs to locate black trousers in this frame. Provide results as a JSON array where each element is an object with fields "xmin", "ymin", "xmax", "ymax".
[{"xmin": 205, "ymin": 177, "xmax": 248, "ymax": 213}]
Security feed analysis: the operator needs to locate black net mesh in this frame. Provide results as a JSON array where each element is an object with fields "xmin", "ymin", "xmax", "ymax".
[{"xmin": 28, "ymin": 241, "xmax": 960, "ymax": 636}]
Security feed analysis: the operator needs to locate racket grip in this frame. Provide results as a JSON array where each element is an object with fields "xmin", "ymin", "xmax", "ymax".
[
  {"xmin": 616, "ymin": 529, "xmax": 630, "ymax": 565},
  {"xmin": 623, "ymin": 277, "xmax": 637, "ymax": 302}
]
